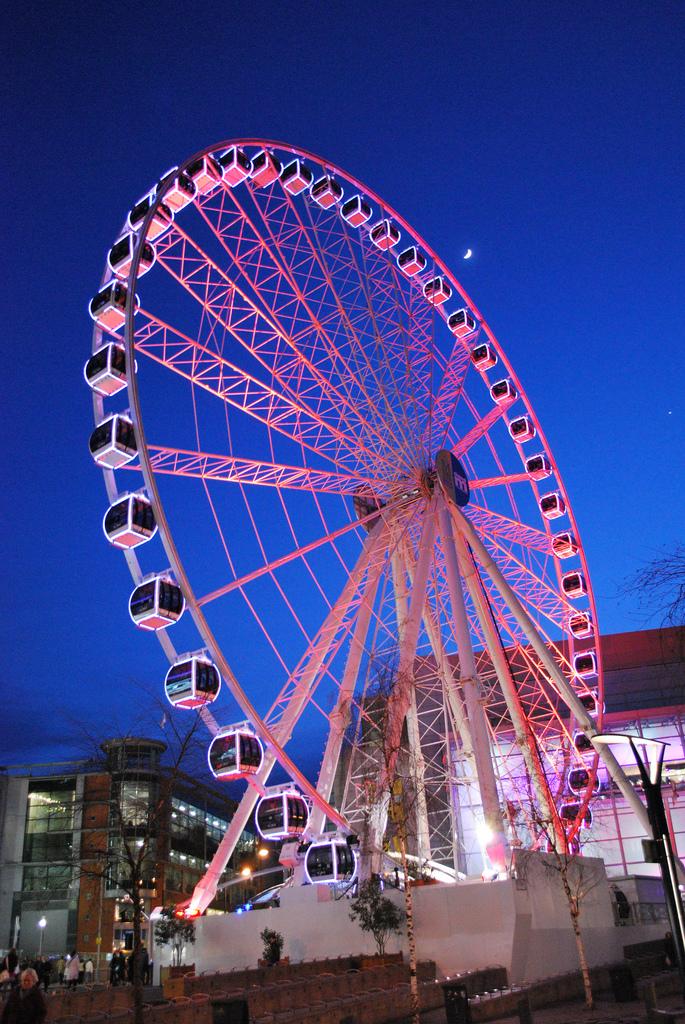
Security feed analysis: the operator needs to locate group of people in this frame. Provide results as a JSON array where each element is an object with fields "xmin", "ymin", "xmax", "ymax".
[
  {"xmin": 108, "ymin": 948, "xmax": 151, "ymax": 986},
  {"xmin": 0, "ymin": 950, "xmax": 92, "ymax": 995}
]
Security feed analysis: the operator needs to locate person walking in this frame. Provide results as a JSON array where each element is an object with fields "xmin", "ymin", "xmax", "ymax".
[
  {"xmin": 55, "ymin": 958, "xmax": 64, "ymax": 987},
  {"xmin": 83, "ymin": 958, "xmax": 94, "ymax": 985},
  {"xmin": 64, "ymin": 953, "xmax": 80, "ymax": 991},
  {"xmin": 2, "ymin": 950, "xmax": 19, "ymax": 989},
  {"xmin": 1, "ymin": 968, "xmax": 47, "ymax": 1024}
]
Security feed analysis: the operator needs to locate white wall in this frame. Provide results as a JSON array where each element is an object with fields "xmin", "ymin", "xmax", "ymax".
[{"xmin": 157, "ymin": 854, "xmax": 644, "ymax": 985}]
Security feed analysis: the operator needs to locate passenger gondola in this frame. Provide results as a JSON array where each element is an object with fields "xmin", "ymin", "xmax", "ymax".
[
  {"xmin": 573, "ymin": 650, "xmax": 597, "ymax": 678},
  {"xmin": 525, "ymin": 453, "xmax": 552, "ymax": 480},
  {"xmin": 84, "ymin": 342, "xmax": 127, "ymax": 397},
  {"xmin": 508, "ymin": 416, "xmax": 536, "ymax": 443},
  {"xmin": 103, "ymin": 493, "xmax": 156, "ymax": 549},
  {"xmin": 539, "ymin": 491, "xmax": 566, "ymax": 519},
  {"xmin": 567, "ymin": 767, "xmax": 601, "ymax": 795},
  {"xmin": 471, "ymin": 343, "xmax": 497, "ymax": 371},
  {"xmin": 423, "ymin": 277, "xmax": 452, "ymax": 305},
  {"xmin": 397, "ymin": 247, "xmax": 426, "ymax": 277},
  {"xmin": 89, "ymin": 414, "xmax": 137, "ymax": 469},
  {"xmin": 569, "ymin": 611, "xmax": 594, "ymax": 639},
  {"xmin": 562, "ymin": 571, "xmax": 587, "ymax": 599},
  {"xmin": 186, "ymin": 155, "xmax": 224, "ymax": 195},
  {"xmin": 256, "ymin": 788, "xmax": 309, "ymax": 840},
  {"xmin": 310, "ymin": 176, "xmax": 343, "ymax": 208},
  {"xmin": 560, "ymin": 802, "xmax": 593, "ymax": 828},
  {"xmin": 573, "ymin": 731, "xmax": 594, "ymax": 754},
  {"xmin": 157, "ymin": 167, "xmax": 197, "ymax": 212},
  {"xmin": 129, "ymin": 574, "xmax": 185, "ymax": 631},
  {"xmin": 89, "ymin": 281, "xmax": 139, "ymax": 330},
  {"xmin": 128, "ymin": 194, "xmax": 174, "ymax": 240},
  {"xmin": 304, "ymin": 838, "xmax": 357, "ymax": 885},
  {"xmin": 207, "ymin": 726, "xmax": 264, "ymax": 781},
  {"xmin": 577, "ymin": 688, "xmax": 600, "ymax": 714},
  {"xmin": 165, "ymin": 653, "xmax": 221, "ymax": 709},
  {"xmin": 551, "ymin": 532, "xmax": 578, "ymax": 559},
  {"xmin": 219, "ymin": 146, "xmax": 252, "ymax": 186},
  {"xmin": 281, "ymin": 159, "xmax": 313, "ymax": 195},
  {"xmin": 369, "ymin": 219, "xmax": 400, "ymax": 251},
  {"xmin": 108, "ymin": 234, "xmax": 156, "ymax": 280},
  {"xmin": 448, "ymin": 309, "xmax": 477, "ymax": 338},
  {"xmin": 490, "ymin": 378, "xmax": 517, "ymax": 406},
  {"xmin": 341, "ymin": 195, "xmax": 372, "ymax": 227},
  {"xmin": 250, "ymin": 150, "xmax": 281, "ymax": 187}
]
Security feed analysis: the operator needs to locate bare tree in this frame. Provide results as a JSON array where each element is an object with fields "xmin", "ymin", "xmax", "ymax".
[
  {"xmin": 514, "ymin": 796, "xmax": 601, "ymax": 1009},
  {"xmin": 348, "ymin": 662, "xmax": 434, "ymax": 1024},
  {"xmin": 625, "ymin": 546, "xmax": 685, "ymax": 627},
  {"xmin": 75, "ymin": 711, "xmax": 205, "ymax": 1024}
]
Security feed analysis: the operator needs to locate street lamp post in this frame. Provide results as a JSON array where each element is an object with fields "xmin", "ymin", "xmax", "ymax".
[
  {"xmin": 592, "ymin": 733, "xmax": 685, "ymax": 998},
  {"xmin": 38, "ymin": 917, "xmax": 47, "ymax": 956}
]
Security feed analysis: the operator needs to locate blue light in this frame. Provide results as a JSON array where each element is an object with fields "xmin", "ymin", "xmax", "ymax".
[{"xmin": 236, "ymin": 907, "xmax": 243, "ymax": 915}]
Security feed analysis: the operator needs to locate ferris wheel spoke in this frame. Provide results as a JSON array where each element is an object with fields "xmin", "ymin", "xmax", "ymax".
[
  {"xmin": 196, "ymin": 513, "xmax": 379, "ymax": 608},
  {"xmin": 196, "ymin": 191, "xmax": 401, "ymax": 460},
  {"xmin": 221, "ymin": 183, "xmax": 420, "ymax": 458},
  {"xmin": 162, "ymin": 220, "xmax": 395, "ymax": 468},
  {"xmin": 470, "ymin": 472, "xmax": 529, "ymax": 490},
  {"xmin": 429, "ymin": 341, "xmax": 474, "ymax": 451},
  {"xmin": 453, "ymin": 405, "xmax": 508, "ymax": 458},
  {"xmin": 133, "ymin": 309, "xmax": 392, "ymax": 472},
  {"xmin": 466, "ymin": 504, "xmax": 550, "ymax": 554},
  {"xmin": 135, "ymin": 444, "xmax": 384, "ymax": 496},
  {"xmin": 154, "ymin": 225, "xmax": 394, "ymax": 471}
]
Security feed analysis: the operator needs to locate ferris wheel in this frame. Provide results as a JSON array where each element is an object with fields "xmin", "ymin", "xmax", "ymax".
[{"xmin": 86, "ymin": 140, "xmax": 647, "ymax": 915}]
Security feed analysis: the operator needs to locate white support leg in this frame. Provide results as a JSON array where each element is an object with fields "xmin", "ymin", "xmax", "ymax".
[
  {"xmin": 449, "ymin": 502, "xmax": 657, "ymax": 841},
  {"xmin": 450, "ymin": 516, "xmax": 566, "ymax": 846},
  {"xmin": 438, "ymin": 496, "xmax": 508, "ymax": 869}
]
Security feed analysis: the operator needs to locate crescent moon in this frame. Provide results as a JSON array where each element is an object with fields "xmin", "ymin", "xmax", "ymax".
[{"xmin": 463, "ymin": 248, "xmax": 473, "ymax": 260}]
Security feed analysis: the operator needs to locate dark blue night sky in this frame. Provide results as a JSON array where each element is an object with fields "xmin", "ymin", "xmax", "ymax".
[{"xmin": 3, "ymin": 1, "xmax": 683, "ymax": 770}]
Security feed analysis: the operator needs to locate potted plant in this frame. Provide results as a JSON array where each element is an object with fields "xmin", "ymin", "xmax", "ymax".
[{"xmin": 260, "ymin": 928, "xmax": 284, "ymax": 967}]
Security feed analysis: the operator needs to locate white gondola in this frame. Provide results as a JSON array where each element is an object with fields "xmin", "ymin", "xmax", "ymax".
[
  {"xmin": 508, "ymin": 416, "xmax": 536, "ymax": 443},
  {"xmin": 397, "ymin": 247, "xmax": 426, "ymax": 277},
  {"xmin": 490, "ymin": 378, "xmax": 518, "ymax": 406},
  {"xmin": 573, "ymin": 650, "xmax": 597, "ymax": 678},
  {"xmin": 560, "ymin": 802, "xmax": 593, "ymax": 828},
  {"xmin": 369, "ymin": 219, "xmax": 400, "ymax": 251},
  {"xmin": 573, "ymin": 731, "xmax": 594, "ymax": 754},
  {"xmin": 157, "ymin": 167, "xmax": 197, "ymax": 212},
  {"xmin": 256, "ymin": 788, "xmax": 309, "ymax": 840},
  {"xmin": 207, "ymin": 725, "xmax": 264, "ymax": 780},
  {"xmin": 281, "ymin": 159, "xmax": 313, "ymax": 195},
  {"xmin": 551, "ymin": 532, "xmax": 578, "ymax": 559},
  {"xmin": 129, "ymin": 574, "xmax": 185, "ymax": 631},
  {"xmin": 539, "ymin": 491, "xmax": 566, "ymax": 520},
  {"xmin": 567, "ymin": 766, "xmax": 602, "ymax": 795},
  {"xmin": 186, "ymin": 155, "xmax": 223, "ymax": 195},
  {"xmin": 471, "ymin": 343, "xmax": 497, "ymax": 371},
  {"xmin": 84, "ymin": 343, "xmax": 127, "ymax": 397},
  {"xmin": 525, "ymin": 453, "xmax": 552, "ymax": 481},
  {"xmin": 128, "ymin": 194, "xmax": 174, "ymax": 240},
  {"xmin": 304, "ymin": 839, "xmax": 358, "ymax": 885},
  {"xmin": 577, "ymin": 688, "xmax": 600, "ymax": 715},
  {"xmin": 219, "ymin": 146, "xmax": 252, "ymax": 187},
  {"xmin": 250, "ymin": 150, "xmax": 281, "ymax": 187},
  {"xmin": 562, "ymin": 570, "xmax": 587, "ymax": 599},
  {"xmin": 103, "ymin": 493, "xmax": 156, "ymax": 549},
  {"xmin": 448, "ymin": 309, "xmax": 477, "ymax": 338},
  {"xmin": 341, "ymin": 195, "xmax": 372, "ymax": 227},
  {"xmin": 569, "ymin": 611, "xmax": 594, "ymax": 639},
  {"xmin": 89, "ymin": 414, "xmax": 137, "ymax": 469},
  {"xmin": 165, "ymin": 653, "xmax": 221, "ymax": 709},
  {"xmin": 310, "ymin": 175, "xmax": 343, "ymax": 208},
  {"xmin": 423, "ymin": 277, "xmax": 452, "ymax": 305},
  {"xmin": 89, "ymin": 281, "xmax": 139, "ymax": 330},
  {"xmin": 108, "ymin": 234, "xmax": 156, "ymax": 280}
]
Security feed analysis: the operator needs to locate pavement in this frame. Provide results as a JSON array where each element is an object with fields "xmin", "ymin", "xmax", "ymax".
[{"xmin": 418, "ymin": 994, "xmax": 685, "ymax": 1024}]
